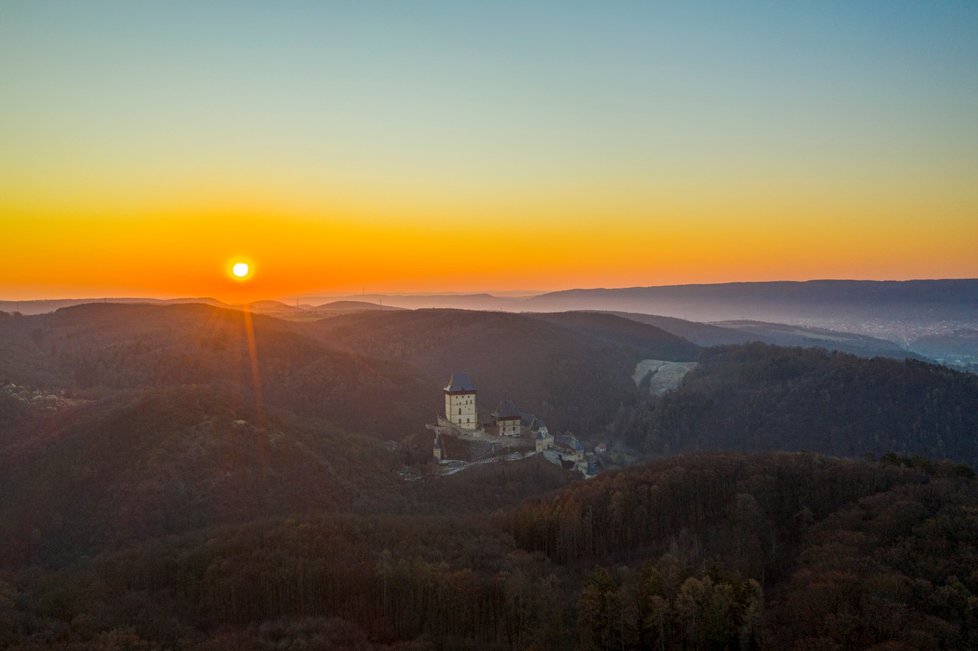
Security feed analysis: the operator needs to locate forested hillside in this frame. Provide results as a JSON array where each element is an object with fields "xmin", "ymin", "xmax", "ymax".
[
  {"xmin": 0, "ymin": 304, "xmax": 433, "ymax": 437},
  {"xmin": 502, "ymin": 453, "xmax": 977, "ymax": 649},
  {"xmin": 1, "ymin": 453, "xmax": 975, "ymax": 649},
  {"xmin": 613, "ymin": 343, "xmax": 978, "ymax": 466},
  {"xmin": 0, "ymin": 386, "xmax": 405, "ymax": 566}
]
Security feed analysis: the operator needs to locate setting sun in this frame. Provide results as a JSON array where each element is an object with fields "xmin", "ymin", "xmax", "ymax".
[{"xmin": 231, "ymin": 261, "xmax": 251, "ymax": 280}]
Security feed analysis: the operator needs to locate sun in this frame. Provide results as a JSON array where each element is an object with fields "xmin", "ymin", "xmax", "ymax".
[{"xmin": 228, "ymin": 260, "xmax": 253, "ymax": 281}]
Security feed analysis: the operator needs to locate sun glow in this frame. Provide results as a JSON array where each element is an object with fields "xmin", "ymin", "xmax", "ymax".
[{"xmin": 230, "ymin": 261, "xmax": 251, "ymax": 280}]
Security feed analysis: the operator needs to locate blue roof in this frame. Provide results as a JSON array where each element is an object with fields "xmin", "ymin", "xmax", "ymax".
[{"xmin": 444, "ymin": 372, "xmax": 477, "ymax": 392}]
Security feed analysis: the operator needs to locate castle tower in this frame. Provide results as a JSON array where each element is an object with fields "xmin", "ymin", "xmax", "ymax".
[{"xmin": 444, "ymin": 372, "xmax": 477, "ymax": 430}]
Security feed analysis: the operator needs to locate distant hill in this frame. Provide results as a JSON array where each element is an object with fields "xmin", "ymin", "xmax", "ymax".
[
  {"xmin": 240, "ymin": 300, "xmax": 404, "ymax": 319},
  {"xmin": 9, "ymin": 279, "xmax": 977, "ymax": 345},
  {"xmin": 591, "ymin": 311, "xmax": 925, "ymax": 361},
  {"xmin": 241, "ymin": 299, "xmax": 300, "ymax": 315},
  {"xmin": 0, "ymin": 297, "xmax": 402, "ymax": 320},
  {"xmin": 302, "ymin": 292, "xmax": 514, "ymax": 311},
  {"xmin": 710, "ymin": 319, "xmax": 922, "ymax": 360},
  {"xmin": 0, "ymin": 296, "xmax": 227, "ymax": 315},
  {"xmin": 313, "ymin": 300, "xmax": 404, "ymax": 313},
  {"xmin": 278, "ymin": 279, "xmax": 978, "ymax": 348},
  {"xmin": 528, "ymin": 278, "xmax": 978, "ymax": 311},
  {"xmin": 521, "ymin": 279, "xmax": 978, "ymax": 330}
]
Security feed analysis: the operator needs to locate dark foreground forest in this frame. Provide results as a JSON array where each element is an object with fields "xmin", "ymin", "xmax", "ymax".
[
  {"xmin": 1, "ymin": 453, "xmax": 976, "ymax": 650},
  {"xmin": 2, "ymin": 304, "xmax": 978, "ymax": 649}
]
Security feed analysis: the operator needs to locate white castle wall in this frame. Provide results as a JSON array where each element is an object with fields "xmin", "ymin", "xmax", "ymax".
[{"xmin": 445, "ymin": 391, "xmax": 477, "ymax": 430}]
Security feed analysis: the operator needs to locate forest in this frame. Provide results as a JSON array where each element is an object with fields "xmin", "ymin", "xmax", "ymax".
[
  {"xmin": 1, "ymin": 304, "xmax": 977, "ymax": 648},
  {"xmin": 0, "ymin": 453, "xmax": 975, "ymax": 649}
]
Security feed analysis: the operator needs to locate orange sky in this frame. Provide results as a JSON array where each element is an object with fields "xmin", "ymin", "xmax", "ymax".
[
  {"xmin": 2, "ymin": 3, "xmax": 976, "ymax": 301},
  {"xmin": 3, "ymin": 183, "xmax": 975, "ymax": 302}
]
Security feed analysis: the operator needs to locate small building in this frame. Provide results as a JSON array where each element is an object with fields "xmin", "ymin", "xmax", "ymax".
[
  {"xmin": 493, "ymin": 399, "xmax": 521, "ymax": 437},
  {"xmin": 555, "ymin": 434, "xmax": 585, "ymax": 462},
  {"xmin": 535, "ymin": 429, "xmax": 554, "ymax": 453},
  {"xmin": 594, "ymin": 442, "xmax": 608, "ymax": 454},
  {"xmin": 444, "ymin": 372, "xmax": 478, "ymax": 430},
  {"xmin": 433, "ymin": 432, "xmax": 446, "ymax": 460}
]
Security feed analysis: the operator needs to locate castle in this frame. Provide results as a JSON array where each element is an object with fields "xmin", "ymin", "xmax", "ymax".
[{"xmin": 430, "ymin": 372, "xmax": 599, "ymax": 478}]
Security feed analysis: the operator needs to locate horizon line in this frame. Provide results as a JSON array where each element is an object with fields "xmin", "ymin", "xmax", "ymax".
[{"xmin": 3, "ymin": 276, "xmax": 978, "ymax": 305}]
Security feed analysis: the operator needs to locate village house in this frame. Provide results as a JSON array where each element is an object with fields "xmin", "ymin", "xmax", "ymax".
[{"xmin": 535, "ymin": 429, "xmax": 555, "ymax": 453}]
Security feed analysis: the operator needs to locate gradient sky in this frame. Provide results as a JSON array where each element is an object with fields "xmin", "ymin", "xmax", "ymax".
[{"xmin": 2, "ymin": 1, "xmax": 977, "ymax": 300}]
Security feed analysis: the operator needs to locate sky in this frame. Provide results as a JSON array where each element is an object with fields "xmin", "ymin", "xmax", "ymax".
[{"xmin": 1, "ymin": 1, "xmax": 977, "ymax": 301}]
